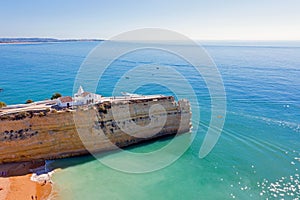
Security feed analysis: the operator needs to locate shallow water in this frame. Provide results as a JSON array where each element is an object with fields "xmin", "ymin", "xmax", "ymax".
[{"xmin": 0, "ymin": 41, "xmax": 299, "ymax": 199}]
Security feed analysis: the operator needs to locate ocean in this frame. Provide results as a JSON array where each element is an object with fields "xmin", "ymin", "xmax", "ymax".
[{"xmin": 0, "ymin": 41, "xmax": 299, "ymax": 199}]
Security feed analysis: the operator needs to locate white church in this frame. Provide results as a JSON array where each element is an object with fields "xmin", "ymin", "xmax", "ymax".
[{"xmin": 56, "ymin": 86, "xmax": 102, "ymax": 108}]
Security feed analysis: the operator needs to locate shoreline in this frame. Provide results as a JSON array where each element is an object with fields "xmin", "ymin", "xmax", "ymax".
[
  {"xmin": 0, "ymin": 161, "xmax": 55, "ymax": 200},
  {"xmin": 0, "ymin": 41, "xmax": 100, "ymax": 45},
  {"xmin": 0, "ymin": 39, "xmax": 102, "ymax": 45}
]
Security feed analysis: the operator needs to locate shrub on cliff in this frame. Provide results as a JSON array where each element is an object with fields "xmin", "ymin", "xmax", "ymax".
[
  {"xmin": 25, "ymin": 99, "xmax": 34, "ymax": 104},
  {"xmin": 98, "ymin": 104, "xmax": 108, "ymax": 114},
  {"xmin": 15, "ymin": 111, "xmax": 28, "ymax": 120},
  {"xmin": 51, "ymin": 93, "xmax": 62, "ymax": 100},
  {"xmin": 0, "ymin": 101, "xmax": 6, "ymax": 108},
  {"xmin": 38, "ymin": 112, "xmax": 45, "ymax": 117},
  {"xmin": 0, "ymin": 115, "xmax": 10, "ymax": 120},
  {"xmin": 50, "ymin": 109, "xmax": 57, "ymax": 113}
]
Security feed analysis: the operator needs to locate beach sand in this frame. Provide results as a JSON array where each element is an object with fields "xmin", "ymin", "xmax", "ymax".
[
  {"xmin": 0, "ymin": 174, "xmax": 52, "ymax": 200},
  {"xmin": 6, "ymin": 174, "xmax": 52, "ymax": 200},
  {"xmin": 0, "ymin": 178, "xmax": 10, "ymax": 200},
  {"xmin": 0, "ymin": 162, "xmax": 53, "ymax": 200}
]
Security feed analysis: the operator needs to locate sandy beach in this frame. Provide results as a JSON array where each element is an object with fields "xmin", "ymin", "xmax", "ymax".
[
  {"xmin": 7, "ymin": 174, "xmax": 52, "ymax": 200},
  {"xmin": 0, "ymin": 178, "xmax": 10, "ymax": 200},
  {"xmin": 0, "ymin": 162, "xmax": 53, "ymax": 200},
  {"xmin": 0, "ymin": 175, "xmax": 52, "ymax": 200}
]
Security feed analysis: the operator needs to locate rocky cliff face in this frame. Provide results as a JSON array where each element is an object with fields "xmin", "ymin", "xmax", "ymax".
[{"xmin": 0, "ymin": 96, "xmax": 191, "ymax": 163}]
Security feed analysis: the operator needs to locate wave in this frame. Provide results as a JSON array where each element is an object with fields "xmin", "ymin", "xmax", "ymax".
[
  {"xmin": 30, "ymin": 160, "xmax": 56, "ymax": 184},
  {"xmin": 229, "ymin": 111, "xmax": 300, "ymax": 133}
]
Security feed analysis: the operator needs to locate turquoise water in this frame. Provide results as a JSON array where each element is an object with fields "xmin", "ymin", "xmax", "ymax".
[{"xmin": 0, "ymin": 42, "xmax": 300, "ymax": 199}]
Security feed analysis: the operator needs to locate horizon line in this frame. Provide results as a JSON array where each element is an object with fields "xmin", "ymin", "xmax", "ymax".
[{"xmin": 1, "ymin": 37, "xmax": 300, "ymax": 42}]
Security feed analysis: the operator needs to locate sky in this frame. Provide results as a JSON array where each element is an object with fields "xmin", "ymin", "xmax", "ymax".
[{"xmin": 1, "ymin": 0, "xmax": 300, "ymax": 40}]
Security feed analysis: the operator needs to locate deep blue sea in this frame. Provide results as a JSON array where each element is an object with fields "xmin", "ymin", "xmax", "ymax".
[{"xmin": 0, "ymin": 41, "xmax": 299, "ymax": 199}]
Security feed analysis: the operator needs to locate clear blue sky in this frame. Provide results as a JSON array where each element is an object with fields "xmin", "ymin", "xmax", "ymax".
[{"xmin": 1, "ymin": 0, "xmax": 300, "ymax": 40}]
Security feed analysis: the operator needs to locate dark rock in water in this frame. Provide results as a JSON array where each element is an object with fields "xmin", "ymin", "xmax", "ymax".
[{"xmin": 0, "ymin": 88, "xmax": 3, "ymax": 92}]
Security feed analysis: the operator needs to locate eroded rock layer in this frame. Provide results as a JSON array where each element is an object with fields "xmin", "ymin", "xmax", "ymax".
[{"xmin": 0, "ymin": 96, "xmax": 191, "ymax": 163}]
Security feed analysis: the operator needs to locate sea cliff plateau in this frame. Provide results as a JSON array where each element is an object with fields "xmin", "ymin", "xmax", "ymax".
[{"xmin": 0, "ymin": 96, "xmax": 191, "ymax": 164}]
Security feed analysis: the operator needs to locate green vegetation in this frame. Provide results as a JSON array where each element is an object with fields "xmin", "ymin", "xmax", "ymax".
[
  {"xmin": 15, "ymin": 111, "xmax": 28, "ymax": 120},
  {"xmin": 0, "ymin": 101, "xmax": 6, "ymax": 108},
  {"xmin": 51, "ymin": 109, "xmax": 57, "ymax": 113},
  {"xmin": 38, "ymin": 112, "xmax": 45, "ymax": 117},
  {"xmin": 51, "ymin": 93, "xmax": 62, "ymax": 100},
  {"xmin": 25, "ymin": 99, "xmax": 34, "ymax": 104}
]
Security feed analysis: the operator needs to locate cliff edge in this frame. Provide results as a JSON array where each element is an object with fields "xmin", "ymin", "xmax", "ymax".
[{"xmin": 0, "ymin": 96, "xmax": 191, "ymax": 164}]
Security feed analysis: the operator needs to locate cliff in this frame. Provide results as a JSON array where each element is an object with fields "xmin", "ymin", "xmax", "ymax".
[{"xmin": 0, "ymin": 96, "xmax": 191, "ymax": 163}]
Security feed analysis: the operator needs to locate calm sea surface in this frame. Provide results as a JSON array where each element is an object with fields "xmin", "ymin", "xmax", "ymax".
[{"xmin": 0, "ymin": 41, "xmax": 299, "ymax": 199}]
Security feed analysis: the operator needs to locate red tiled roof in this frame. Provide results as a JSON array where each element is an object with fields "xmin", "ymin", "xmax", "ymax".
[
  {"xmin": 82, "ymin": 92, "xmax": 91, "ymax": 97},
  {"xmin": 58, "ymin": 96, "xmax": 73, "ymax": 103}
]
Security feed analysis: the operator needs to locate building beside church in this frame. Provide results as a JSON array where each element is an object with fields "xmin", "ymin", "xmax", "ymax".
[
  {"xmin": 56, "ymin": 96, "xmax": 73, "ymax": 108},
  {"xmin": 56, "ymin": 86, "xmax": 102, "ymax": 108}
]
